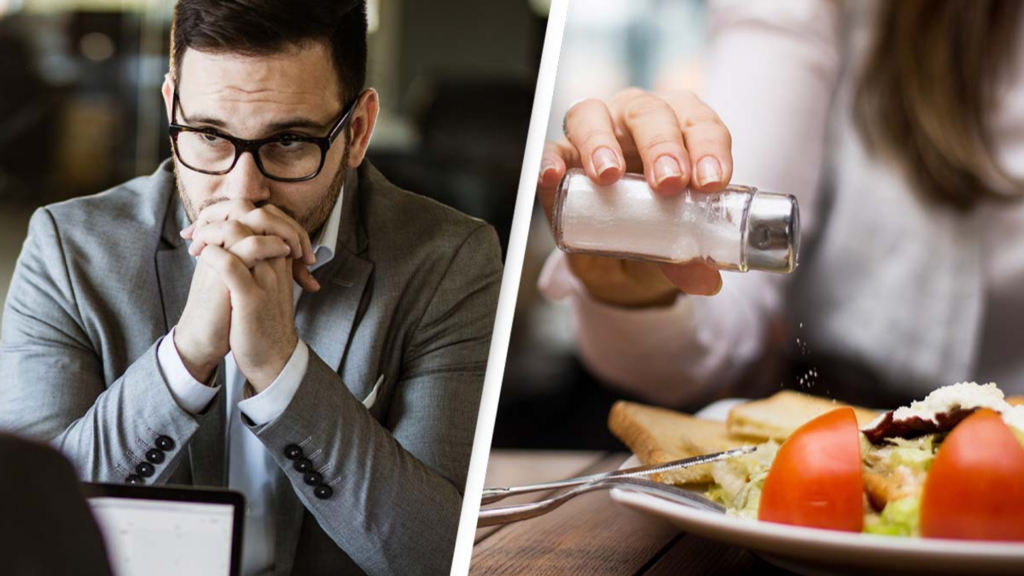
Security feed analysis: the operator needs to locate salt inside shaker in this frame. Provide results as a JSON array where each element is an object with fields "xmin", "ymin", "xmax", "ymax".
[{"xmin": 552, "ymin": 169, "xmax": 800, "ymax": 273}]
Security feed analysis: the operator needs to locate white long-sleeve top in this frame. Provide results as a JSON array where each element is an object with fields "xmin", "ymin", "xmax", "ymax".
[{"xmin": 541, "ymin": 0, "xmax": 1024, "ymax": 405}]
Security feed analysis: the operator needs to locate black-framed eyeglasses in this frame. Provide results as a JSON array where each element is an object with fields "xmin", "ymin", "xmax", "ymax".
[{"xmin": 168, "ymin": 88, "xmax": 360, "ymax": 182}]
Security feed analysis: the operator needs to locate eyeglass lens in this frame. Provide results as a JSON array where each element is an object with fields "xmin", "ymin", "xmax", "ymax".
[{"xmin": 176, "ymin": 132, "xmax": 323, "ymax": 180}]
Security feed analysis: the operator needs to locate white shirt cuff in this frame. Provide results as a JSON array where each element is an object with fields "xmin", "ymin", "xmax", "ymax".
[
  {"xmin": 238, "ymin": 339, "xmax": 309, "ymax": 426},
  {"xmin": 157, "ymin": 327, "xmax": 220, "ymax": 414}
]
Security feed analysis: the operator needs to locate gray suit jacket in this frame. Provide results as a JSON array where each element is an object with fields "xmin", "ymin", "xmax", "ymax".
[{"xmin": 0, "ymin": 159, "xmax": 502, "ymax": 575}]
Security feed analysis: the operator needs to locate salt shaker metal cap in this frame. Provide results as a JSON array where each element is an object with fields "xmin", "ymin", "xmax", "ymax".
[{"xmin": 745, "ymin": 192, "xmax": 800, "ymax": 273}]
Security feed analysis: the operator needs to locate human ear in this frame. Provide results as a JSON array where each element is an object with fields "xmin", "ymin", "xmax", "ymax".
[
  {"xmin": 161, "ymin": 74, "xmax": 175, "ymax": 124},
  {"xmin": 345, "ymin": 89, "xmax": 379, "ymax": 168}
]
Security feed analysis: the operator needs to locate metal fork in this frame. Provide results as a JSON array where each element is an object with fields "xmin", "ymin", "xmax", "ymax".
[
  {"xmin": 477, "ymin": 476, "xmax": 725, "ymax": 527},
  {"xmin": 482, "ymin": 446, "xmax": 754, "ymax": 505}
]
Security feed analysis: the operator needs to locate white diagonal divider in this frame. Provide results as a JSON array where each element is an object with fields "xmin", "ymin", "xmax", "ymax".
[{"xmin": 448, "ymin": 1, "xmax": 572, "ymax": 574}]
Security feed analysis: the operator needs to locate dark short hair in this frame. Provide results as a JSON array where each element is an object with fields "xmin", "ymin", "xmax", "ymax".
[{"xmin": 170, "ymin": 0, "xmax": 367, "ymax": 104}]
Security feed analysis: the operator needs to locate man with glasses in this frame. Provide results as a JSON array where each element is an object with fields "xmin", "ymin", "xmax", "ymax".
[{"xmin": 0, "ymin": 1, "xmax": 502, "ymax": 575}]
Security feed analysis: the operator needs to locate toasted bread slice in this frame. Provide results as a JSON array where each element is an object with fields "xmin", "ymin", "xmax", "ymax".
[
  {"xmin": 1008, "ymin": 396, "xmax": 1024, "ymax": 407},
  {"xmin": 608, "ymin": 400, "xmax": 746, "ymax": 484},
  {"xmin": 726, "ymin": 390, "xmax": 881, "ymax": 441}
]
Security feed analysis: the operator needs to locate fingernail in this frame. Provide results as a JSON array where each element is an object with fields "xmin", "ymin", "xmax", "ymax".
[
  {"xmin": 592, "ymin": 147, "xmax": 620, "ymax": 177},
  {"xmin": 654, "ymin": 155, "xmax": 682, "ymax": 186},
  {"xmin": 710, "ymin": 274, "xmax": 723, "ymax": 296},
  {"xmin": 539, "ymin": 160, "xmax": 557, "ymax": 183},
  {"xmin": 696, "ymin": 156, "xmax": 722, "ymax": 187}
]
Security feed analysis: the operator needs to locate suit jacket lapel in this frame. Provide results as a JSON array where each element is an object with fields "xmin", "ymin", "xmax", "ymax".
[
  {"xmin": 295, "ymin": 252, "xmax": 373, "ymax": 372},
  {"xmin": 157, "ymin": 192, "xmax": 227, "ymax": 486},
  {"xmin": 295, "ymin": 164, "xmax": 373, "ymax": 373},
  {"xmin": 156, "ymin": 243, "xmax": 193, "ymax": 339}
]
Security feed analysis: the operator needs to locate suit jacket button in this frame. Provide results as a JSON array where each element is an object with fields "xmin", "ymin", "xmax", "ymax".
[
  {"xmin": 155, "ymin": 436, "xmax": 175, "ymax": 451},
  {"xmin": 314, "ymin": 484, "xmax": 332, "ymax": 500},
  {"xmin": 145, "ymin": 449, "xmax": 165, "ymax": 464},
  {"xmin": 293, "ymin": 458, "xmax": 312, "ymax": 473},
  {"xmin": 303, "ymin": 471, "xmax": 322, "ymax": 486},
  {"xmin": 136, "ymin": 462, "xmax": 155, "ymax": 478},
  {"xmin": 284, "ymin": 445, "xmax": 302, "ymax": 460},
  {"xmin": 125, "ymin": 475, "xmax": 142, "ymax": 485}
]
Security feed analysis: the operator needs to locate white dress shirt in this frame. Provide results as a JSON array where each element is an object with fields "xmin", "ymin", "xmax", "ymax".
[
  {"xmin": 157, "ymin": 186, "xmax": 344, "ymax": 576},
  {"xmin": 541, "ymin": 0, "xmax": 1024, "ymax": 405}
]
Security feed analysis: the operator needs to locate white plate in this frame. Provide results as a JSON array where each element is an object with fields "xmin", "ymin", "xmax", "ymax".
[{"xmin": 609, "ymin": 398, "xmax": 1024, "ymax": 576}]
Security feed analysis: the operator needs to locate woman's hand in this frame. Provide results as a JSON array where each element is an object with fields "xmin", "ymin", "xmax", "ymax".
[{"xmin": 538, "ymin": 88, "xmax": 734, "ymax": 306}]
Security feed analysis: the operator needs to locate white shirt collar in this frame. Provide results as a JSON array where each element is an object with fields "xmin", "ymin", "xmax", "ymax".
[{"xmin": 309, "ymin": 183, "xmax": 344, "ymax": 272}]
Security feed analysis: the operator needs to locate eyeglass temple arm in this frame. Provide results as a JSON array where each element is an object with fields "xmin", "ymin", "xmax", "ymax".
[{"xmin": 327, "ymin": 90, "xmax": 367, "ymax": 142}]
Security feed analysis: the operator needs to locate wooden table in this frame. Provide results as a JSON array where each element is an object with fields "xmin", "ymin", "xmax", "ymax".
[{"xmin": 470, "ymin": 450, "xmax": 797, "ymax": 575}]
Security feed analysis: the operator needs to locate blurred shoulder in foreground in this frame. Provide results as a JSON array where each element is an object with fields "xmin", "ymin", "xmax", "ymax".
[{"xmin": 0, "ymin": 433, "xmax": 112, "ymax": 576}]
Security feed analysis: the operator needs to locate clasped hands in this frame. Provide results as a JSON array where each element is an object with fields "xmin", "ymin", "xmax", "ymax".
[{"xmin": 174, "ymin": 200, "xmax": 321, "ymax": 392}]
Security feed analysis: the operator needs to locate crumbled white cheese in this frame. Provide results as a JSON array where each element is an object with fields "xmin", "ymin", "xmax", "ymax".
[
  {"xmin": 1003, "ymin": 405, "xmax": 1024, "ymax": 435},
  {"xmin": 892, "ymin": 382, "xmax": 1004, "ymax": 421},
  {"xmin": 887, "ymin": 382, "xmax": 1023, "ymax": 434}
]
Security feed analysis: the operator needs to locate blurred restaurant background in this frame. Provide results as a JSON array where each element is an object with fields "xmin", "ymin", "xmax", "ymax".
[
  {"xmin": 494, "ymin": 0, "xmax": 711, "ymax": 450},
  {"xmin": 0, "ymin": 0, "xmax": 550, "ymax": 332}
]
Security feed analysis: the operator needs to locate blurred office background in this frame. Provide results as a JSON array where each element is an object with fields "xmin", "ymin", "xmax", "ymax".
[
  {"xmin": 494, "ymin": 0, "xmax": 710, "ymax": 450},
  {"xmin": 0, "ymin": 0, "xmax": 550, "ymax": 333}
]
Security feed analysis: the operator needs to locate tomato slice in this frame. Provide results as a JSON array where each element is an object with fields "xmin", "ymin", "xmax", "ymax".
[
  {"xmin": 920, "ymin": 409, "xmax": 1024, "ymax": 541},
  {"xmin": 758, "ymin": 407, "xmax": 864, "ymax": 532}
]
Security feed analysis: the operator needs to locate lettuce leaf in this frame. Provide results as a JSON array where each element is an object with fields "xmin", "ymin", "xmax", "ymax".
[
  {"xmin": 706, "ymin": 441, "xmax": 779, "ymax": 519},
  {"xmin": 864, "ymin": 496, "xmax": 920, "ymax": 537},
  {"xmin": 887, "ymin": 434, "xmax": 939, "ymax": 472}
]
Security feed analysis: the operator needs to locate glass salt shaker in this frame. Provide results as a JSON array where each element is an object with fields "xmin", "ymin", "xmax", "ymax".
[{"xmin": 552, "ymin": 169, "xmax": 800, "ymax": 273}]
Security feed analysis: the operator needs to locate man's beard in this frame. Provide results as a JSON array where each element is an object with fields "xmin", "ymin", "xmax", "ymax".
[{"xmin": 175, "ymin": 144, "xmax": 349, "ymax": 238}]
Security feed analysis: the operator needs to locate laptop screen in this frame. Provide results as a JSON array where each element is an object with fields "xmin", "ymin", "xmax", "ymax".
[{"xmin": 87, "ymin": 491, "xmax": 240, "ymax": 576}]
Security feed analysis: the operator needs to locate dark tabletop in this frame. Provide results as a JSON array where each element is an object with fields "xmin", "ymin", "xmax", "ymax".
[{"xmin": 470, "ymin": 450, "xmax": 797, "ymax": 575}]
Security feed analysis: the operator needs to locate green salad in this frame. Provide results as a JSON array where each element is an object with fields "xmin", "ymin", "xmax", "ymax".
[{"xmin": 705, "ymin": 433, "xmax": 945, "ymax": 536}]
